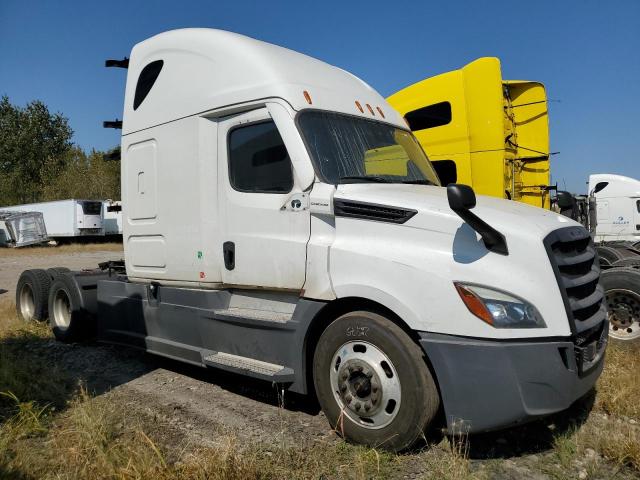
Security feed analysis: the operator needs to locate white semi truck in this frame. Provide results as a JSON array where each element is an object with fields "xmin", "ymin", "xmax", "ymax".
[
  {"xmin": 588, "ymin": 174, "xmax": 640, "ymax": 244},
  {"xmin": 1, "ymin": 199, "xmax": 105, "ymax": 239},
  {"xmin": 15, "ymin": 29, "xmax": 607, "ymax": 451}
]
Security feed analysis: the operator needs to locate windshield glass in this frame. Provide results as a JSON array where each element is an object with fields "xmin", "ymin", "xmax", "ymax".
[{"xmin": 297, "ymin": 111, "xmax": 440, "ymax": 186}]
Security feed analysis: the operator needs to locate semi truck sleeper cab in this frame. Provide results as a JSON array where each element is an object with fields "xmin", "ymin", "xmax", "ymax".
[{"xmin": 15, "ymin": 29, "xmax": 607, "ymax": 451}]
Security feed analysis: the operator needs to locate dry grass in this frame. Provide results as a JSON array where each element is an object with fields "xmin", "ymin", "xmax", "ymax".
[
  {"xmin": 0, "ymin": 242, "xmax": 123, "ymax": 257},
  {"xmin": 596, "ymin": 340, "xmax": 640, "ymax": 419}
]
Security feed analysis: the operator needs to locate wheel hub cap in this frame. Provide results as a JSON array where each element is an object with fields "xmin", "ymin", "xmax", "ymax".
[
  {"xmin": 607, "ymin": 289, "xmax": 640, "ymax": 340},
  {"xmin": 19, "ymin": 284, "xmax": 35, "ymax": 320},
  {"xmin": 330, "ymin": 341, "xmax": 401, "ymax": 429}
]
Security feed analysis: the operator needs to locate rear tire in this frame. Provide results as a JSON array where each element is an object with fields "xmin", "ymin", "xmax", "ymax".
[
  {"xmin": 313, "ymin": 310, "xmax": 440, "ymax": 452},
  {"xmin": 597, "ymin": 246, "xmax": 624, "ymax": 267},
  {"xmin": 612, "ymin": 258, "xmax": 640, "ymax": 268},
  {"xmin": 15, "ymin": 269, "xmax": 51, "ymax": 322},
  {"xmin": 48, "ymin": 275, "xmax": 91, "ymax": 343},
  {"xmin": 601, "ymin": 268, "xmax": 640, "ymax": 341},
  {"xmin": 47, "ymin": 267, "xmax": 71, "ymax": 279}
]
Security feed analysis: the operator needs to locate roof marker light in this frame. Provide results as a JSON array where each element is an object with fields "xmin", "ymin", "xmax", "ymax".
[
  {"xmin": 366, "ymin": 103, "xmax": 375, "ymax": 115},
  {"xmin": 355, "ymin": 101, "xmax": 364, "ymax": 113},
  {"xmin": 303, "ymin": 90, "xmax": 312, "ymax": 104},
  {"xmin": 376, "ymin": 107, "xmax": 385, "ymax": 118}
]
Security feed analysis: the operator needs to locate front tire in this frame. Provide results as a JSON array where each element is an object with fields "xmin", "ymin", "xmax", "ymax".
[{"xmin": 313, "ymin": 311, "xmax": 440, "ymax": 451}]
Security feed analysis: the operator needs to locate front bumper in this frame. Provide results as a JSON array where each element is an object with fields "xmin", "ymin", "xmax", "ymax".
[{"xmin": 419, "ymin": 323, "xmax": 607, "ymax": 434}]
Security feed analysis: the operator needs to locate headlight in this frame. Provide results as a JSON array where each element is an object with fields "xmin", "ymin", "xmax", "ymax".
[{"xmin": 454, "ymin": 283, "xmax": 546, "ymax": 329}]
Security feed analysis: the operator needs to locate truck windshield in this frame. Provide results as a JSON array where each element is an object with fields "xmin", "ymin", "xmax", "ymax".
[{"xmin": 297, "ymin": 110, "xmax": 440, "ymax": 186}]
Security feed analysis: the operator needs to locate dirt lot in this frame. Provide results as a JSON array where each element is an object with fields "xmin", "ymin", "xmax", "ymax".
[{"xmin": 1, "ymin": 245, "xmax": 639, "ymax": 479}]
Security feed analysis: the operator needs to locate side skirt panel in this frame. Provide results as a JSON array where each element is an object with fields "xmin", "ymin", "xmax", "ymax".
[{"xmin": 96, "ymin": 279, "xmax": 326, "ymax": 393}]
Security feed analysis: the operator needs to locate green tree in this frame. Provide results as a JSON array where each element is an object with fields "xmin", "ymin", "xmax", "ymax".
[
  {"xmin": 0, "ymin": 95, "xmax": 74, "ymax": 205},
  {"xmin": 40, "ymin": 147, "xmax": 120, "ymax": 201}
]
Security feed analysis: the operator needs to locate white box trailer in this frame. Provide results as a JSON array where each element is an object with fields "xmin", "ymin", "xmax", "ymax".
[
  {"xmin": 1, "ymin": 199, "xmax": 105, "ymax": 239},
  {"xmin": 103, "ymin": 200, "xmax": 123, "ymax": 235},
  {"xmin": 0, "ymin": 211, "xmax": 48, "ymax": 247},
  {"xmin": 15, "ymin": 29, "xmax": 608, "ymax": 451}
]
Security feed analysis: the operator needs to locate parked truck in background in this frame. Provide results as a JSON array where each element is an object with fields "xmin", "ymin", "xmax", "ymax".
[
  {"xmin": 0, "ymin": 199, "xmax": 105, "ymax": 240},
  {"xmin": 388, "ymin": 58, "xmax": 640, "ymax": 341},
  {"xmin": 387, "ymin": 57, "xmax": 552, "ymax": 209},
  {"xmin": 16, "ymin": 30, "xmax": 607, "ymax": 450},
  {"xmin": 103, "ymin": 200, "xmax": 123, "ymax": 236},
  {"xmin": 588, "ymin": 174, "xmax": 640, "ymax": 245}
]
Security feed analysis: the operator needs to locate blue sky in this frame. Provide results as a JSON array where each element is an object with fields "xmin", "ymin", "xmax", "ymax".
[{"xmin": 0, "ymin": 0, "xmax": 638, "ymax": 193}]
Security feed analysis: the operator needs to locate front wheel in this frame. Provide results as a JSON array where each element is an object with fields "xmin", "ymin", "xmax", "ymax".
[{"xmin": 313, "ymin": 311, "xmax": 440, "ymax": 451}]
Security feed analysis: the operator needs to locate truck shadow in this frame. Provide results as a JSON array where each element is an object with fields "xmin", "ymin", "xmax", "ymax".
[{"xmin": 464, "ymin": 390, "xmax": 595, "ymax": 459}]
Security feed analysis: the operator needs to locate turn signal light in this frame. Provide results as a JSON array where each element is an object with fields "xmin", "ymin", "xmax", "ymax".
[
  {"xmin": 366, "ymin": 103, "xmax": 375, "ymax": 115},
  {"xmin": 355, "ymin": 101, "xmax": 364, "ymax": 113},
  {"xmin": 455, "ymin": 283, "xmax": 493, "ymax": 325},
  {"xmin": 303, "ymin": 90, "xmax": 312, "ymax": 104},
  {"xmin": 376, "ymin": 107, "xmax": 385, "ymax": 118}
]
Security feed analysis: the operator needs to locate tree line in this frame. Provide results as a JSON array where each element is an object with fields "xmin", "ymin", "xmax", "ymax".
[{"xmin": 0, "ymin": 95, "xmax": 120, "ymax": 207}]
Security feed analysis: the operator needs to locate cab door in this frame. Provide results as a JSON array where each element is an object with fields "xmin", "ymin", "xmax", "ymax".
[{"xmin": 217, "ymin": 107, "xmax": 310, "ymax": 291}]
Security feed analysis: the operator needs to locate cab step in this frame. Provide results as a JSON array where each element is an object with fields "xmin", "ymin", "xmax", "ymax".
[
  {"xmin": 203, "ymin": 351, "xmax": 295, "ymax": 382},
  {"xmin": 213, "ymin": 307, "xmax": 292, "ymax": 324}
]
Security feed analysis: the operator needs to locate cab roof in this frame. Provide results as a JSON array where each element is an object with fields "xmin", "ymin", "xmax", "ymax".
[{"xmin": 122, "ymin": 28, "xmax": 404, "ymax": 134}]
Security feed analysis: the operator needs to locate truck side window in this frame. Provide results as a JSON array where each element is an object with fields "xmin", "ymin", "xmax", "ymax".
[
  {"xmin": 405, "ymin": 102, "xmax": 452, "ymax": 131},
  {"xmin": 228, "ymin": 121, "xmax": 294, "ymax": 193},
  {"xmin": 134, "ymin": 60, "xmax": 164, "ymax": 110}
]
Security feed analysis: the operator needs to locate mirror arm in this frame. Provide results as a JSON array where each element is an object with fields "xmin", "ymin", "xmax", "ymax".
[{"xmin": 452, "ymin": 207, "xmax": 509, "ymax": 255}]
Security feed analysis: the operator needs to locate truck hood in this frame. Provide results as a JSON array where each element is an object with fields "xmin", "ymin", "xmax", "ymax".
[{"xmin": 334, "ymin": 183, "xmax": 578, "ymax": 239}]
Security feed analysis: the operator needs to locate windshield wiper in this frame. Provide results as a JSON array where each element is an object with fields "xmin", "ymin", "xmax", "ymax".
[
  {"xmin": 401, "ymin": 179, "xmax": 436, "ymax": 186},
  {"xmin": 339, "ymin": 175, "xmax": 391, "ymax": 183}
]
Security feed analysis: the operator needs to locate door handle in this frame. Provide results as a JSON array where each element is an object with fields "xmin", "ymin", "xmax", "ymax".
[{"xmin": 223, "ymin": 241, "xmax": 235, "ymax": 270}]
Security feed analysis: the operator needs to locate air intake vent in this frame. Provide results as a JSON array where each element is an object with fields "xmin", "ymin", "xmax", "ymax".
[{"xmin": 334, "ymin": 199, "xmax": 417, "ymax": 224}]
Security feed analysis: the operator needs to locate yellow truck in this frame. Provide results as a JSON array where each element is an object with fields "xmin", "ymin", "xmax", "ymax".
[{"xmin": 387, "ymin": 57, "xmax": 552, "ymax": 209}]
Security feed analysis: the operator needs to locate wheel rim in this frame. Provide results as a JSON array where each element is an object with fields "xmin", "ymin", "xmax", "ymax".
[
  {"xmin": 52, "ymin": 289, "xmax": 72, "ymax": 330},
  {"xmin": 329, "ymin": 341, "xmax": 401, "ymax": 430},
  {"xmin": 607, "ymin": 288, "xmax": 640, "ymax": 340},
  {"xmin": 19, "ymin": 284, "xmax": 35, "ymax": 320}
]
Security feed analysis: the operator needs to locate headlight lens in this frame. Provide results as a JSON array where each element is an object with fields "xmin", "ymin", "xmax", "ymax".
[{"xmin": 454, "ymin": 283, "xmax": 546, "ymax": 329}]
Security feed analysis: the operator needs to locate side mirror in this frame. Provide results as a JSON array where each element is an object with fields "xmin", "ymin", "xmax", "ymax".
[
  {"xmin": 447, "ymin": 184, "xmax": 508, "ymax": 255},
  {"xmin": 556, "ymin": 191, "xmax": 575, "ymax": 210},
  {"xmin": 447, "ymin": 184, "xmax": 476, "ymax": 211}
]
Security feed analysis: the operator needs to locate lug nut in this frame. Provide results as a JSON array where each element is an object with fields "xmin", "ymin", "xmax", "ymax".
[
  {"xmin": 364, "ymin": 403, "xmax": 371, "ymax": 412},
  {"xmin": 355, "ymin": 402, "xmax": 361, "ymax": 411},
  {"xmin": 340, "ymin": 384, "xmax": 347, "ymax": 393},
  {"xmin": 341, "ymin": 372, "xmax": 348, "ymax": 381},
  {"xmin": 345, "ymin": 394, "xmax": 352, "ymax": 403}
]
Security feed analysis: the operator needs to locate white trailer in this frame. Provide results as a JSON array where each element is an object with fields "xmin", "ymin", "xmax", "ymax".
[
  {"xmin": 1, "ymin": 199, "xmax": 105, "ymax": 239},
  {"xmin": 15, "ymin": 29, "xmax": 607, "ymax": 451},
  {"xmin": 589, "ymin": 174, "xmax": 640, "ymax": 243},
  {"xmin": 103, "ymin": 200, "xmax": 123, "ymax": 235}
]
